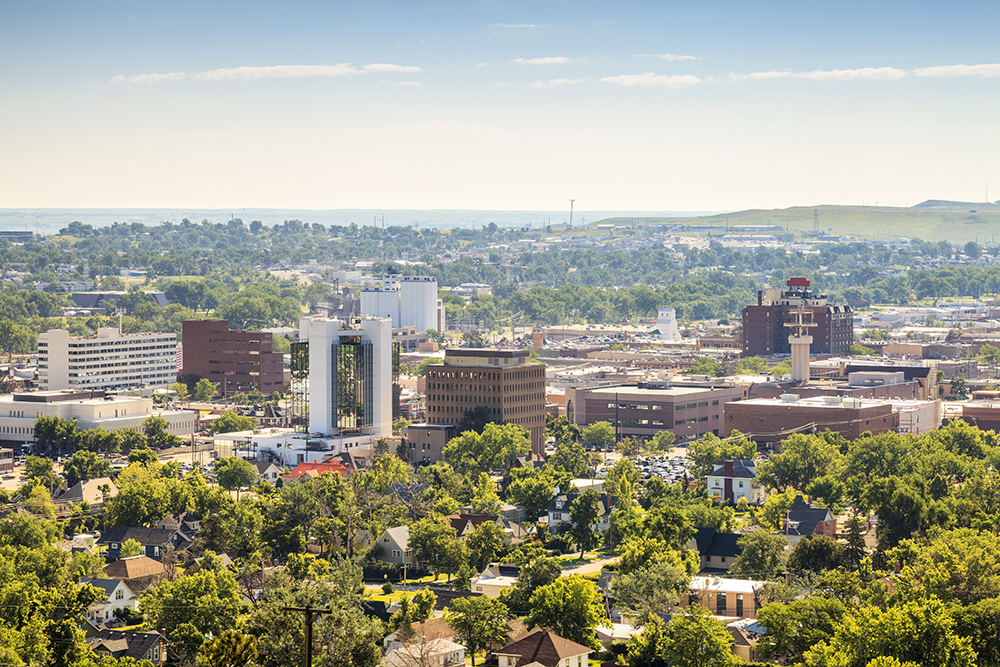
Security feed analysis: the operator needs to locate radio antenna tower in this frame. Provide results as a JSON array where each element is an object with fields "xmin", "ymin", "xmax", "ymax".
[{"xmin": 813, "ymin": 209, "xmax": 819, "ymax": 234}]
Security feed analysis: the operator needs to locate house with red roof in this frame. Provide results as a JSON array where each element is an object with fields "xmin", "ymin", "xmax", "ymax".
[{"xmin": 281, "ymin": 460, "xmax": 349, "ymax": 482}]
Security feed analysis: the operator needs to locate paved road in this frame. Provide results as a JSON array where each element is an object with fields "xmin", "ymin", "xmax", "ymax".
[{"xmin": 559, "ymin": 554, "xmax": 619, "ymax": 577}]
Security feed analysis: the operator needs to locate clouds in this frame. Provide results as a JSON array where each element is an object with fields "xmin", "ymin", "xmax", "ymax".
[
  {"xmin": 731, "ymin": 66, "xmax": 907, "ymax": 82},
  {"xmin": 914, "ymin": 63, "xmax": 1000, "ymax": 78},
  {"xmin": 601, "ymin": 73, "xmax": 702, "ymax": 88},
  {"xmin": 109, "ymin": 63, "xmax": 420, "ymax": 85},
  {"xmin": 638, "ymin": 53, "xmax": 699, "ymax": 61},
  {"xmin": 511, "ymin": 56, "xmax": 573, "ymax": 65},
  {"xmin": 492, "ymin": 23, "xmax": 538, "ymax": 29},
  {"xmin": 529, "ymin": 78, "xmax": 585, "ymax": 88}
]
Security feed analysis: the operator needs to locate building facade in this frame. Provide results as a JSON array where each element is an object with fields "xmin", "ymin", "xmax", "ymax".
[
  {"xmin": 405, "ymin": 423, "xmax": 455, "ymax": 466},
  {"xmin": 293, "ymin": 316, "xmax": 393, "ymax": 438},
  {"xmin": 38, "ymin": 328, "xmax": 177, "ymax": 392},
  {"xmin": 425, "ymin": 349, "xmax": 546, "ymax": 456},
  {"xmin": 180, "ymin": 320, "xmax": 284, "ymax": 396},
  {"xmin": 0, "ymin": 390, "xmax": 196, "ymax": 452},
  {"xmin": 565, "ymin": 381, "xmax": 743, "ymax": 444},
  {"xmin": 741, "ymin": 278, "xmax": 853, "ymax": 357},
  {"xmin": 724, "ymin": 394, "xmax": 899, "ymax": 444},
  {"xmin": 360, "ymin": 275, "xmax": 439, "ymax": 332}
]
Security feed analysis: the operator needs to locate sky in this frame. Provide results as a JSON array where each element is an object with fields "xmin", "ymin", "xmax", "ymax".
[{"xmin": 1, "ymin": 0, "xmax": 998, "ymax": 213}]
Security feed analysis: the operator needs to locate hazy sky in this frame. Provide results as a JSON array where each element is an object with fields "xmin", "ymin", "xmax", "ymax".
[{"xmin": 1, "ymin": 1, "xmax": 998, "ymax": 211}]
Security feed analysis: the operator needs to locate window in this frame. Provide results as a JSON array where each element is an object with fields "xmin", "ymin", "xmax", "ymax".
[
  {"xmin": 736, "ymin": 594, "xmax": 744, "ymax": 616},
  {"xmin": 652, "ymin": 405, "xmax": 664, "ymax": 411},
  {"xmin": 392, "ymin": 549, "xmax": 401, "ymax": 557},
  {"xmin": 115, "ymin": 588, "xmax": 124, "ymax": 600},
  {"xmin": 717, "ymin": 592, "xmax": 727, "ymax": 615}
]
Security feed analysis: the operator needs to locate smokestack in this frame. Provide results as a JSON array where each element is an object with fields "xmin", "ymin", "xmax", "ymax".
[{"xmin": 757, "ymin": 291, "xmax": 763, "ymax": 306}]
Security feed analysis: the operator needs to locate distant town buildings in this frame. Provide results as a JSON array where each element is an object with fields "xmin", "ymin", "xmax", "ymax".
[
  {"xmin": 425, "ymin": 348, "xmax": 546, "ymax": 456},
  {"xmin": 741, "ymin": 278, "xmax": 853, "ymax": 357},
  {"xmin": 38, "ymin": 327, "xmax": 176, "ymax": 393},
  {"xmin": 180, "ymin": 319, "xmax": 285, "ymax": 397}
]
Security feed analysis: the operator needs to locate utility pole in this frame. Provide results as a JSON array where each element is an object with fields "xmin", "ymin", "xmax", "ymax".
[{"xmin": 283, "ymin": 604, "xmax": 331, "ymax": 667}]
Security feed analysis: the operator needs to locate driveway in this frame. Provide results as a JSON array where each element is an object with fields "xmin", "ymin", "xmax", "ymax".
[{"xmin": 559, "ymin": 554, "xmax": 619, "ymax": 577}]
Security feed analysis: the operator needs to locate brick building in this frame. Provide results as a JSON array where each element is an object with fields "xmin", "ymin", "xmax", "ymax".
[
  {"xmin": 425, "ymin": 349, "xmax": 546, "ymax": 456},
  {"xmin": 405, "ymin": 423, "xmax": 455, "ymax": 466},
  {"xmin": 741, "ymin": 278, "xmax": 853, "ymax": 357},
  {"xmin": 180, "ymin": 320, "xmax": 284, "ymax": 397},
  {"xmin": 724, "ymin": 394, "xmax": 899, "ymax": 445},
  {"xmin": 565, "ymin": 381, "xmax": 743, "ymax": 444}
]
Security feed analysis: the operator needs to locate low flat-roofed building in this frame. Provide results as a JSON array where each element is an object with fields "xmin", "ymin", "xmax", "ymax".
[
  {"xmin": 0, "ymin": 390, "xmax": 196, "ymax": 453},
  {"xmin": 725, "ymin": 394, "xmax": 898, "ymax": 445},
  {"xmin": 683, "ymin": 576, "xmax": 767, "ymax": 619},
  {"xmin": 406, "ymin": 424, "xmax": 455, "ymax": 466},
  {"xmin": 566, "ymin": 381, "xmax": 743, "ymax": 443}
]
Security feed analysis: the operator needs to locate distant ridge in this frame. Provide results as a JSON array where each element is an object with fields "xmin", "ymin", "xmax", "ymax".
[{"xmin": 913, "ymin": 199, "xmax": 1000, "ymax": 209}]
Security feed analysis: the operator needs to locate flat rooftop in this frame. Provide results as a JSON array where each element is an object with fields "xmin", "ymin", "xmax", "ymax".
[{"xmin": 584, "ymin": 385, "xmax": 733, "ymax": 398}]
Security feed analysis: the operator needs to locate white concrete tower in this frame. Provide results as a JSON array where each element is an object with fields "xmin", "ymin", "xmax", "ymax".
[
  {"xmin": 785, "ymin": 304, "xmax": 816, "ymax": 382},
  {"xmin": 656, "ymin": 308, "xmax": 680, "ymax": 341}
]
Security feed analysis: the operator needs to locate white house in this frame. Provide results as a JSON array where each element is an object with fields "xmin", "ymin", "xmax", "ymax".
[
  {"xmin": 374, "ymin": 526, "xmax": 415, "ymax": 566},
  {"xmin": 470, "ymin": 564, "xmax": 520, "ymax": 598},
  {"xmin": 705, "ymin": 460, "xmax": 767, "ymax": 505},
  {"xmin": 384, "ymin": 638, "xmax": 465, "ymax": 667},
  {"xmin": 545, "ymin": 493, "xmax": 613, "ymax": 535},
  {"xmin": 81, "ymin": 578, "xmax": 138, "ymax": 623}
]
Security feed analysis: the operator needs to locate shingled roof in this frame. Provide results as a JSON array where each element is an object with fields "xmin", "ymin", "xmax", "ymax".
[{"xmin": 493, "ymin": 630, "xmax": 593, "ymax": 667}]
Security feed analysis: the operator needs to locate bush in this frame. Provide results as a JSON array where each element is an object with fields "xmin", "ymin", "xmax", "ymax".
[{"xmin": 382, "ymin": 582, "xmax": 395, "ymax": 595}]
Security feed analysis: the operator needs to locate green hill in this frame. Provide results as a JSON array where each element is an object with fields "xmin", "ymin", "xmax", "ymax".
[{"xmin": 593, "ymin": 204, "xmax": 1000, "ymax": 243}]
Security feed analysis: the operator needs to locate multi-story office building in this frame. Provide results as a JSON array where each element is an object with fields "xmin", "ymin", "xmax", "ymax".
[
  {"xmin": 291, "ymin": 316, "xmax": 393, "ymax": 438},
  {"xmin": 361, "ymin": 275, "xmax": 439, "ymax": 332},
  {"xmin": 741, "ymin": 278, "xmax": 853, "ymax": 357},
  {"xmin": 0, "ymin": 390, "xmax": 196, "ymax": 453},
  {"xmin": 565, "ymin": 381, "xmax": 743, "ymax": 443},
  {"xmin": 180, "ymin": 320, "xmax": 284, "ymax": 397},
  {"xmin": 425, "ymin": 349, "xmax": 546, "ymax": 456},
  {"xmin": 38, "ymin": 328, "xmax": 177, "ymax": 392}
]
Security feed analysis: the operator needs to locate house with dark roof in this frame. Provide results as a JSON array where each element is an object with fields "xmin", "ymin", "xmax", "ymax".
[
  {"xmin": 102, "ymin": 555, "xmax": 170, "ymax": 595},
  {"xmin": 254, "ymin": 461, "xmax": 282, "ymax": 484},
  {"xmin": 98, "ymin": 526, "xmax": 192, "ymax": 562},
  {"xmin": 545, "ymin": 493, "xmax": 614, "ymax": 535},
  {"xmin": 726, "ymin": 619, "xmax": 764, "ymax": 662},
  {"xmin": 89, "ymin": 630, "xmax": 167, "ymax": 663},
  {"xmin": 471, "ymin": 564, "xmax": 520, "ymax": 597},
  {"xmin": 782, "ymin": 495, "xmax": 837, "ymax": 544},
  {"xmin": 688, "ymin": 528, "xmax": 743, "ymax": 572},
  {"xmin": 81, "ymin": 577, "xmax": 138, "ymax": 624},
  {"xmin": 493, "ymin": 629, "xmax": 593, "ymax": 667},
  {"xmin": 152, "ymin": 511, "xmax": 202, "ymax": 542},
  {"xmin": 705, "ymin": 459, "xmax": 766, "ymax": 505}
]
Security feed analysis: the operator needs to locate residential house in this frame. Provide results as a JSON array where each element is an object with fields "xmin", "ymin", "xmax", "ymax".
[
  {"xmin": 384, "ymin": 638, "xmax": 466, "ymax": 667},
  {"xmin": 55, "ymin": 478, "xmax": 118, "ymax": 513},
  {"xmin": 459, "ymin": 502, "xmax": 524, "ymax": 523},
  {"xmin": 89, "ymin": 630, "xmax": 167, "ymax": 664},
  {"xmin": 254, "ymin": 461, "xmax": 282, "ymax": 484},
  {"xmin": 471, "ymin": 564, "xmax": 520, "ymax": 598},
  {"xmin": 726, "ymin": 619, "xmax": 765, "ymax": 662},
  {"xmin": 493, "ymin": 629, "xmax": 593, "ymax": 667},
  {"xmin": 705, "ymin": 460, "xmax": 766, "ymax": 505},
  {"xmin": 545, "ymin": 493, "xmax": 613, "ymax": 535},
  {"xmin": 688, "ymin": 528, "xmax": 743, "ymax": 572},
  {"xmin": 781, "ymin": 495, "xmax": 838, "ymax": 544},
  {"xmin": 682, "ymin": 577, "xmax": 766, "ymax": 619},
  {"xmin": 384, "ymin": 618, "xmax": 458, "ymax": 648},
  {"xmin": 102, "ymin": 556, "xmax": 171, "ymax": 595},
  {"xmin": 98, "ymin": 526, "xmax": 192, "ymax": 562},
  {"xmin": 282, "ymin": 460, "xmax": 349, "ymax": 483},
  {"xmin": 152, "ymin": 511, "xmax": 201, "ymax": 543},
  {"xmin": 447, "ymin": 514, "xmax": 530, "ymax": 545},
  {"xmin": 374, "ymin": 526, "xmax": 415, "ymax": 566},
  {"xmin": 81, "ymin": 578, "xmax": 138, "ymax": 624}
]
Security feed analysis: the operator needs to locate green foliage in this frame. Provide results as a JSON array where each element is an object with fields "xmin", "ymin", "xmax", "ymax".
[
  {"xmin": 505, "ymin": 469, "xmax": 558, "ymax": 523},
  {"xmin": 550, "ymin": 437, "xmax": 590, "ymax": 477},
  {"xmin": 447, "ymin": 596, "xmax": 511, "ymax": 667},
  {"xmin": 408, "ymin": 515, "xmax": 460, "ymax": 576},
  {"xmin": 611, "ymin": 561, "xmax": 690, "ymax": 618},
  {"xmin": 687, "ymin": 431, "xmax": 756, "ymax": 478},
  {"xmin": 526, "ymin": 576, "xmax": 606, "ymax": 651},
  {"xmin": 690, "ymin": 356, "xmax": 726, "ymax": 377},
  {"xmin": 142, "ymin": 415, "xmax": 182, "ymax": 449},
  {"xmin": 195, "ymin": 378, "xmax": 217, "ymax": 402},
  {"xmin": 471, "ymin": 472, "xmax": 502, "ymax": 515},
  {"xmin": 466, "ymin": 520, "xmax": 506, "ymax": 571},
  {"xmin": 849, "ymin": 343, "xmax": 880, "ymax": 357},
  {"xmin": 787, "ymin": 535, "xmax": 848, "ymax": 573},
  {"xmin": 757, "ymin": 432, "xmax": 845, "ymax": 492},
  {"xmin": 581, "ymin": 421, "xmax": 615, "ymax": 448},
  {"xmin": 756, "ymin": 596, "xmax": 847, "ymax": 665},
  {"xmin": 730, "ymin": 531, "xmax": 788, "ymax": 577},
  {"xmin": 62, "ymin": 450, "xmax": 111, "ymax": 488},
  {"xmin": 120, "ymin": 538, "xmax": 143, "ymax": 558},
  {"xmin": 142, "ymin": 568, "xmax": 245, "ymax": 638},
  {"xmin": 215, "ymin": 457, "xmax": 258, "ymax": 494},
  {"xmin": 198, "ymin": 630, "xmax": 258, "ymax": 667},
  {"xmin": 444, "ymin": 422, "xmax": 530, "ymax": 476},
  {"xmin": 648, "ymin": 430, "xmax": 677, "ymax": 454},
  {"xmin": 569, "ymin": 489, "xmax": 602, "ymax": 558},
  {"xmin": 500, "ymin": 556, "xmax": 562, "ymax": 615},
  {"xmin": 210, "ymin": 411, "xmax": 256, "ymax": 435}
]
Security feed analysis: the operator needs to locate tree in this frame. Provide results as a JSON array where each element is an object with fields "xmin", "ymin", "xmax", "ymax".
[
  {"xmin": 426, "ymin": 329, "xmax": 444, "ymax": 343},
  {"xmin": 446, "ymin": 596, "xmax": 511, "ymax": 667},
  {"xmin": 627, "ymin": 613, "xmax": 669, "ymax": 667},
  {"xmin": 616, "ymin": 437, "xmax": 642, "ymax": 458},
  {"xmin": 660, "ymin": 605, "xmax": 735, "ymax": 667},
  {"xmin": 786, "ymin": 535, "xmax": 847, "ymax": 573},
  {"xmin": 471, "ymin": 472, "xmax": 502, "ymax": 515},
  {"xmin": 735, "ymin": 355, "xmax": 768, "ymax": 374},
  {"xmin": 730, "ymin": 531, "xmax": 787, "ymax": 577},
  {"xmin": 210, "ymin": 411, "xmax": 256, "ymax": 435},
  {"xmin": 804, "ymin": 598, "xmax": 974, "ymax": 667},
  {"xmin": 458, "ymin": 406, "xmax": 493, "ymax": 434},
  {"xmin": 505, "ymin": 470, "xmax": 557, "ymax": 523},
  {"xmin": 950, "ymin": 377, "xmax": 969, "ymax": 400},
  {"xmin": 648, "ymin": 430, "xmax": 676, "ymax": 455},
  {"xmin": 127, "ymin": 445, "xmax": 157, "ymax": 465},
  {"xmin": 215, "ymin": 458, "xmax": 258, "ymax": 499},
  {"xmin": 581, "ymin": 421, "xmax": 615, "ymax": 449},
  {"xmin": 143, "ymin": 415, "xmax": 182, "ymax": 449},
  {"xmin": 756, "ymin": 596, "xmax": 847, "ymax": 665},
  {"xmin": 169, "ymin": 381, "xmax": 191, "ymax": 401},
  {"xmin": 550, "ymin": 438, "xmax": 590, "ymax": 477},
  {"xmin": 444, "ymin": 422, "xmax": 530, "ymax": 476},
  {"xmin": 61, "ymin": 450, "xmax": 111, "ymax": 488},
  {"xmin": 120, "ymin": 538, "xmax": 143, "ymax": 558},
  {"xmin": 198, "ymin": 630, "xmax": 258, "ymax": 667},
  {"xmin": 687, "ymin": 432, "xmax": 756, "ymax": 479},
  {"xmin": 526, "ymin": 577, "xmax": 606, "ymax": 650},
  {"xmin": 467, "ymin": 520, "xmax": 505, "ymax": 571},
  {"xmin": 690, "ymin": 357, "xmax": 725, "ymax": 377},
  {"xmin": 141, "ymin": 568, "xmax": 245, "ymax": 639},
  {"xmin": 611, "ymin": 561, "xmax": 690, "ymax": 618},
  {"xmin": 502, "ymin": 557, "xmax": 562, "ymax": 615},
  {"xmin": 195, "ymin": 378, "xmax": 218, "ymax": 402},
  {"xmin": 757, "ymin": 433, "xmax": 845, "ymax": 492},
  {"xmin": 409, "ymin": 515, "xmax": 459, "ymax": 577},
  {"xmin": 569, "ymin": 489, "xmax": 601, "ymax": 559}
]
